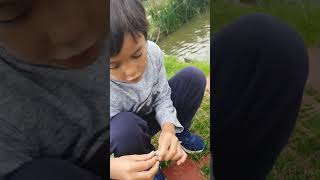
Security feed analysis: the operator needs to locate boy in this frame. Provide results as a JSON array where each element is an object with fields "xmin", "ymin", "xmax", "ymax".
[
  {"xmin": 0, "ymin": 0, "xmax": 109, "ymax": 179},
  {"xmin": 109, "ymin": 0, "xmax": 206, "ymax": 179}
]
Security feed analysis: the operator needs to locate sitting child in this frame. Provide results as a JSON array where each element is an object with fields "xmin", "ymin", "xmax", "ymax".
[{"xmin": 110, "ymin": 0, "xmax": 207, "ymax": 179}]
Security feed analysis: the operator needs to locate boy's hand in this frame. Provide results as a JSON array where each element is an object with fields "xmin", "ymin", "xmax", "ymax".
[
  {"xmin": 157, "ymin": 122, "xmax": 187, "ymax": 165},
  {"xmin": 110, "ymin": 151, "xmax": 159, "ymax": 180}
]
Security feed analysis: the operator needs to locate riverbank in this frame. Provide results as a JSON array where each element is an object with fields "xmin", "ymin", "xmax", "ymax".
[
  {"xmin": 165, "ymin": 56, "xmax": 210, "ymax": 78},
  {"xmin": 146, "ymin": 0, "xmax": 209, "ymax": 42}
]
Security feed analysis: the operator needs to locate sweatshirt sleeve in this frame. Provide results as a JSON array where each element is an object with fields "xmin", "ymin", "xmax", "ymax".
[
  {"xmin": 110, "ymin": 89, "xmax": 121, "ymax": 119},
  {"xmin": 0, "ymin": 118, "xmax": 33, "ymax": 179},
  {"xmin": 109, "ymin": 79, "xmax": 123, "ymax": 119},
  {"xmin": 110, "ymin": 106, "xmax": 120, "ymax": 119},
  {"xmin": 151, "ymin": 45, "xmax": 184, "ymax": 133}
]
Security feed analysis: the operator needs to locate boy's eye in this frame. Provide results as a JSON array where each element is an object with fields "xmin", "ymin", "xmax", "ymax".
[
  {"xmin": 131, "ymin": 52, "xmax": 142, "ymax": 59},
  {"xmin": 110, "ymin": 62, "xmax": 119, "ymax": 69}
]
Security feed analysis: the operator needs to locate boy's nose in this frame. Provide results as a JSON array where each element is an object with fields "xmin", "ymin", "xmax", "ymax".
[
  {"xmin": 124, "ymin": 73, "xmax": 138, "ymax": 81},
  {"xmin": 124, "ymin": 70, "xmax": 140, "ymax": 81},
  {"xmin": 125, "ymin": 75, "xmax": 140, "ymax": 82}
]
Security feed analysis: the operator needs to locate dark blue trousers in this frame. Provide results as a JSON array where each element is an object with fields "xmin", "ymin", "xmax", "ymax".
[
  {"xmin": 110, "ymin": 67, "xmax": 206, "ymax": 157},
  {"xmin": 6, "ymin": 159, "xmax": 102, "ymax": 180},
  {"xmin": 212, "ymin": 13, "xmax": 309, "ymax": 180}
]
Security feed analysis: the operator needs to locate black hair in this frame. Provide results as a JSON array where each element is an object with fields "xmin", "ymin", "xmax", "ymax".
[{"xmin": 110, "ymin": 0, "xmax": 149, "ymax": 57}]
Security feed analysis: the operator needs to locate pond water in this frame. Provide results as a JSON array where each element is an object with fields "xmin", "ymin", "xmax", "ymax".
[{"xmin": 158, "ymin": 10, "xmax": 210, "ymax": 61}]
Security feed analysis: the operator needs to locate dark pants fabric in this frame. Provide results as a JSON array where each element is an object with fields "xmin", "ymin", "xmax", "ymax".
[
  {"xmin": 212, "ymin": 13, "xmax": 309, "ymax": 180},
  {"xmin": 110, "ymin": 66, "xmax": 206, "ymax": 157},
  {"xmin": 6, "ymin": 139, "xmax": 109, "ymax": 180},
  {"xmin": 6, "ymin": 159, "xmax": 103, "ymax": 180}
]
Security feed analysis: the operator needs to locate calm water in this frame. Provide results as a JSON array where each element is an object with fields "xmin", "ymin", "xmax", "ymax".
[{"xmin": 158, "ymin": 10, "xmax": 210, "ymax": 61}]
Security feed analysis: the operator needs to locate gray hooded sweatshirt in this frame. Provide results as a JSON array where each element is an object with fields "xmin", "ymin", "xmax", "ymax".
[{"xmin": 0, "ymin": 38, "xmax": 109, "ymax": 178}]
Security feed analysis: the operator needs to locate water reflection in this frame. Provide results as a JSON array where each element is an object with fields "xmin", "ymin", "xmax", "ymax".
[{"xmin": 158, "ymin": 10, "xmax": 210, "ymax": 61}]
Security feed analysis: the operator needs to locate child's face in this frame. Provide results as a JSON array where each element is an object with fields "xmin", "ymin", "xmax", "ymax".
[
  {"xmin": 0, "ymin": 0, "xmax": 108, "ymax": 69},
  {"xmin": 110, "ymin": 33, "xmax": 147, "ymax": 83}
]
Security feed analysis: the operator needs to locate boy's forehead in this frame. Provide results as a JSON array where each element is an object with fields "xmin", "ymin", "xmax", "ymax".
[{"xmin": 111, "ymin": 35, "xmax": 145, "ymax": 61}]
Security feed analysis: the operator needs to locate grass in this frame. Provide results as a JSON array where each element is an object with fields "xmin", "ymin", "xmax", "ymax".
[
  {"xmin": 164, "ymin": 56, "xmax": 210, "ymax": 78},
  {"xmin": 152, "ymin": 56, "xmax": 211, "ymax": 178},
  {"xmin": 305, "ymin": 85, "xmax": 320, "ymax": 103},
  {"xmin": 267, "ymin": 95, "xmax": 320, "ymax": 179},
  {"xmin": 201, "ymin": 165, "xmax": 211, "ymax": 178},
  {"xmin": 212, "ymin": 0, "xmax": 320, "ymax": 47}
]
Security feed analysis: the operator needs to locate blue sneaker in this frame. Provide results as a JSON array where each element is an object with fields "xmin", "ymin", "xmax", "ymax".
[
  {"xmin": 154, "ymin": 168, "xmax": 166, "ymax": 180},
  {"xmin": 176, "ymin": 129, "xmax": 205, "ymax": 154}
]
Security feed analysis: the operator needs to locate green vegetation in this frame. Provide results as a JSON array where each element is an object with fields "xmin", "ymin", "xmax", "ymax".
[
  {"xmin": 201, "ymin": 165, "xmax": 210, "ymax": 178},
  {"xmin": 212, "ymin": 0, "xmax": 320, "ymax": 46},
  {"xmin": 146, "ymin": 0, "xmax": 209, "ymax": 41},
  {"xmin": 164, "ymin": 56, "xmax": 210, "ymax": 78},
  {"xmin": 267, "ymin": 100, "xmax": 320, "ymax": 179}
]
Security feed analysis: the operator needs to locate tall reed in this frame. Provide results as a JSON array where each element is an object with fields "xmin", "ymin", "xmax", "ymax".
[{"xmin": 148, "ymin": 0, "xmax": 209, "ymax": 38}]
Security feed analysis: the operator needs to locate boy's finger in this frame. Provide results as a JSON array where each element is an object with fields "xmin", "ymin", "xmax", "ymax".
[
  {"xmin": 172, "ymin": 146, "xmax": 182, "ymax": 161},
  {"xmin": 127, "ymin": 151, "xmax": 155, "ymax": 161},
  {"xmin": 133, "ymin": 156, "xmax": 158, "ymax": 171},
  {"xmin": 134, "ymin": 161, "xmax": 159, "ymax": 180},
  {"xmin": 147, "ymin": 160, "xmax": 160, "ymax": 178},
  {"xmin": 164, "ymin": 137, "xmax": 178, "ymax": 161},
  {"xmin": 158, "ymin": 139, "xmax": 170, "ymax": 161},
  {"xmin": 177, "ymin": 148, "xmax": 187, "ymax": 165}
]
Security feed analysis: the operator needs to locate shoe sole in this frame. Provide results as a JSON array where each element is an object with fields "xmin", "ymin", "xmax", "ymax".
[{"xmin": 180, "ymin": 141, "xmax": 205, "ymax": 154}]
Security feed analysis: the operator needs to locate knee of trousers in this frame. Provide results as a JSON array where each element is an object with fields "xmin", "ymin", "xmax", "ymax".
[
  {"xmin": 110, "ymin": 112, "xmax": 150, "ymax": 155},
  {"xmin": 180, "ymin": 66, "xmax": 207, "ymax": 91},
  {"xmin": 240, "ymin": 13, "xmax": 308, "ymax": 70},
  {"xmin": 231, "ymin": 13, "xmax": 309, "ymax": 82}
]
